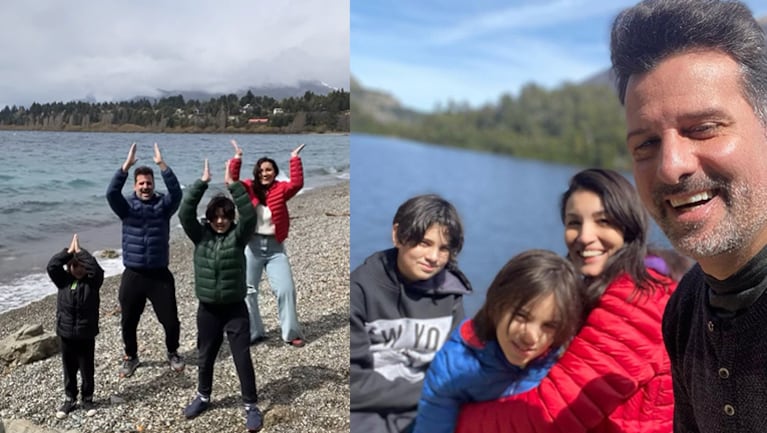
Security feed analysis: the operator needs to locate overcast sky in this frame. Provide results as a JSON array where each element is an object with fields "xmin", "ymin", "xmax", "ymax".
[
  {"xmin": 0, "ymin": 0, "xmax": 349, "ymax": 108},
  {"xmin": 352, "ymin": 0, "xmax": 767, "ymax": 112}
]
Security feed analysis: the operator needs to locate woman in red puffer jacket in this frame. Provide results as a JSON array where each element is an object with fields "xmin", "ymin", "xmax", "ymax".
[
  {"xmin": 456, "ymin": 168, "xmax": 676, "ymax": 433},
  {"xmin": 228, "ymin": 140, "xmax": 306, "ymax": 348}
]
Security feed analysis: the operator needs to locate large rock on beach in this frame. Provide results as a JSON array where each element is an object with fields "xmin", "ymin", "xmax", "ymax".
[
  {"xmin": 0, "ymin": 418, "xmax": 73, "ymax": 433},
  {"xmin": 0, "ymin": 324, "xmax": 59, "ymax": 367}
]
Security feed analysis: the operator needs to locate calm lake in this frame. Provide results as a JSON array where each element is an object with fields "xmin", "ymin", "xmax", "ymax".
[{"xmin": 350, "ymin": 133, "xmax": 669, "ymax": 316}]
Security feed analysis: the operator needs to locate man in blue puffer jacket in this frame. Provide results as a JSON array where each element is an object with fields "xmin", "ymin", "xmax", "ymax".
[{"xmin": 106, "ymin": 142, "xmax": 183, "ymax": 378}]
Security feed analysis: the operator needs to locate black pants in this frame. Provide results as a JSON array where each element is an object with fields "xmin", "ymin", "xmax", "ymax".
[
  {"xmin": 197, "ymin": 301, "xmax": 258, "ymax": 404},
  {"xmin": 60, "ymin": 336, "xmax": 95, "ymax": 400},
  {"xmin": 119, "ymin": 267, "xmax": 180, "ymax": 358}
]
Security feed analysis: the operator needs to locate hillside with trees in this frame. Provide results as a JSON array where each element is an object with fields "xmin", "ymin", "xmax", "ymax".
[
  {"xmin": 352, "ymin": 77, "xmax": 627, "ymax": 169},
  {"xmin": 353, "ymin": 17, "xmax": 767, "ymax": 170},
  {"xmin": 0, "ymin": 89, "xmax": 350, "ymax": 134},
  {"xmin": 351, "ymin": 76, "xmax": 423, "ymax": 132}
]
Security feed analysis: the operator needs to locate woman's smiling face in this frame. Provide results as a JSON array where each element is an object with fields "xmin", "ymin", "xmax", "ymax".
[
  {"xmin": 563, "ymin": 190, "xmax": 625, "ymax": 278},
  {"xmin": 258, "ymin": 161, "xmax": 276, "ymax": 187}
]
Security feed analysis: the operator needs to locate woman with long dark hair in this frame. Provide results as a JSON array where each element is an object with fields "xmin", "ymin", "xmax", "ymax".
[
  {"xmin": 228, "ymin": 140, "xmax": 306, "ymax": 347},
  {"xmin": 456, "ymin": 168, "xmax": 676, "ymax": 433}
]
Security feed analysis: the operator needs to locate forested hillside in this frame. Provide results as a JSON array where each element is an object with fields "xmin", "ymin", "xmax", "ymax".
[
  {"xmin": 0, "ymin": 89, "xmax": 350, "ymax": 134},
  {"xmin": 352, "ymin": 78, "xmax": 626, "ymax": 169},
  {"xmin": 352, "ymin": 16, "xmax": 767, "ymax": 169}
]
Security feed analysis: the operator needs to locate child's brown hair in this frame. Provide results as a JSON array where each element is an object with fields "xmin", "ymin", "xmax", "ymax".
[{"xmin": 473, "ymin": 249, "xmax": 584, "ymax": 348}]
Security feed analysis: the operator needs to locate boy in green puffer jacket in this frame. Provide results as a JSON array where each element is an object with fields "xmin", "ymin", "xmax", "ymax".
[{"xmin": 178, "ymin": 159, "xmax": 263, "ymax": 432}]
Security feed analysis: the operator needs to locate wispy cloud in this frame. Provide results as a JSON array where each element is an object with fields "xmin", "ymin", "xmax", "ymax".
[
  {"xmin": 427, "ymin": 1, "xmax": 625, "ymax": 46},
  {"xmin": 353, "ymin": 0, "xmax": 767, "ymax": 112}
]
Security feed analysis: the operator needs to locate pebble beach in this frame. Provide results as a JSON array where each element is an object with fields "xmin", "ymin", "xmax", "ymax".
[{"xmin": 0, "ymin": 181, "xmax": 350, "ymax": 433}]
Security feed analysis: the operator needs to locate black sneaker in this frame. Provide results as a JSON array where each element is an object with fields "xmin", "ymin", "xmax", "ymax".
[
  {"xmin": 245, "ymin": 405, "xmax": 263, "ymax": 432},
  {"xmin": 81, "ymin": 397, "xmax": 96, "ymax": 417},
  {"xmin": 55, "ymin": 398, "xmax": 77, "ymax": 419},
  {"xmin": 168, "ymin": 351, "xmax": 185, "ymax": 372},
  {"xmin": 183, "ymin": 394, "xmax": 210, "ymax": 419},
  {"xmin": 250, "ymin": 335, "xmax": 267, "ymax": 346},
  {"xmin": 119, "ymin": 355, "xmax": 140, "ymax": 378}
]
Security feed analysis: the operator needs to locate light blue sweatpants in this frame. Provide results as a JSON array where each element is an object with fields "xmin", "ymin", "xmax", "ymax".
[{"xmin": 244, "ymin": 234, "xmax": 304, "ymax": 342}]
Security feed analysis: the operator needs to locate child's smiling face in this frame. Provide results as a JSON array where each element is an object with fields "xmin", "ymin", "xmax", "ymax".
[{"xmin": 495, "ymin": 293, "xmax": 560, "ymax": 367}]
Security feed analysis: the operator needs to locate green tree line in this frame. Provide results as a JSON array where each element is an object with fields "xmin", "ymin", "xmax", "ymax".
[
  {"xmin": 0, "ymin": 89, "xmax": 350, "ymax": 134},
  {"xmin": 353, "ymin": 82, "xmax": 630, "ymax": 169}
]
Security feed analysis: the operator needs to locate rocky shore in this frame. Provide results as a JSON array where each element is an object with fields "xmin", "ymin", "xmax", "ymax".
[{"xmin": 0, "ymin": 182, "xmax": 350, "ymax": 433}]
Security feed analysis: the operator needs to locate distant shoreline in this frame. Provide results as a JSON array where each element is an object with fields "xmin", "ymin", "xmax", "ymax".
[{"xmin": 0, "ymin": 125, "xmax": 350, "ymax": 134}]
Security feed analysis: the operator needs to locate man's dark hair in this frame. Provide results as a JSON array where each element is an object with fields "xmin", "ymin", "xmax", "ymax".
[
  {"xmin": 205, "ymin": 194, "xmax": 236, "ymax": 222},
  {"xmin": 392, "ymin": 194, "xmax": 464, "ymax": 263},
  {"xmin": 133, "ymin": 166, "xmax": 155, "ymax": 183},
  {"xmin": 610, "ymin": 0, "xmax": 767, "ymax": 124}
]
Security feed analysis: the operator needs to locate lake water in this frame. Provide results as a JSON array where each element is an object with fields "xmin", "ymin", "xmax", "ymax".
[
  {"xmin": 350, "ymin": 133, "xmax": 669, "ymax": 316},
  {"xmin": 0, "ymin": 130, "xmax": 349, "ymax": 313}
]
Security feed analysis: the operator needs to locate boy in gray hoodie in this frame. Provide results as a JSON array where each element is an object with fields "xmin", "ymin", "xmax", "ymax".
[{"xmin": 350, "ymin": 194, "xmax": 473, "ymax": 433}]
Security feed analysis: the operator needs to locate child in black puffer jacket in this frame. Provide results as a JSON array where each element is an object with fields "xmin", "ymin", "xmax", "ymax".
[{"xmin": 47, "ymin": 234, "xmax": 103, "ymax": 420}]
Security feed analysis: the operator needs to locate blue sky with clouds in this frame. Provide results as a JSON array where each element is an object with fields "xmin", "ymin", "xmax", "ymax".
[{"xmin": 352, "ymin": 0, "xmax": 767, "ymax": 112}]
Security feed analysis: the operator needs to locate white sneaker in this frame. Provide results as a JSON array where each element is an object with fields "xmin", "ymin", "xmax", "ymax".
[
  {"xmin": 82, "ymin": 398, "xmax": 97, "ymax": 417},
  {"xmin": 55, "ymin": 398, "xmax": 76, "ymax": 419}
]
